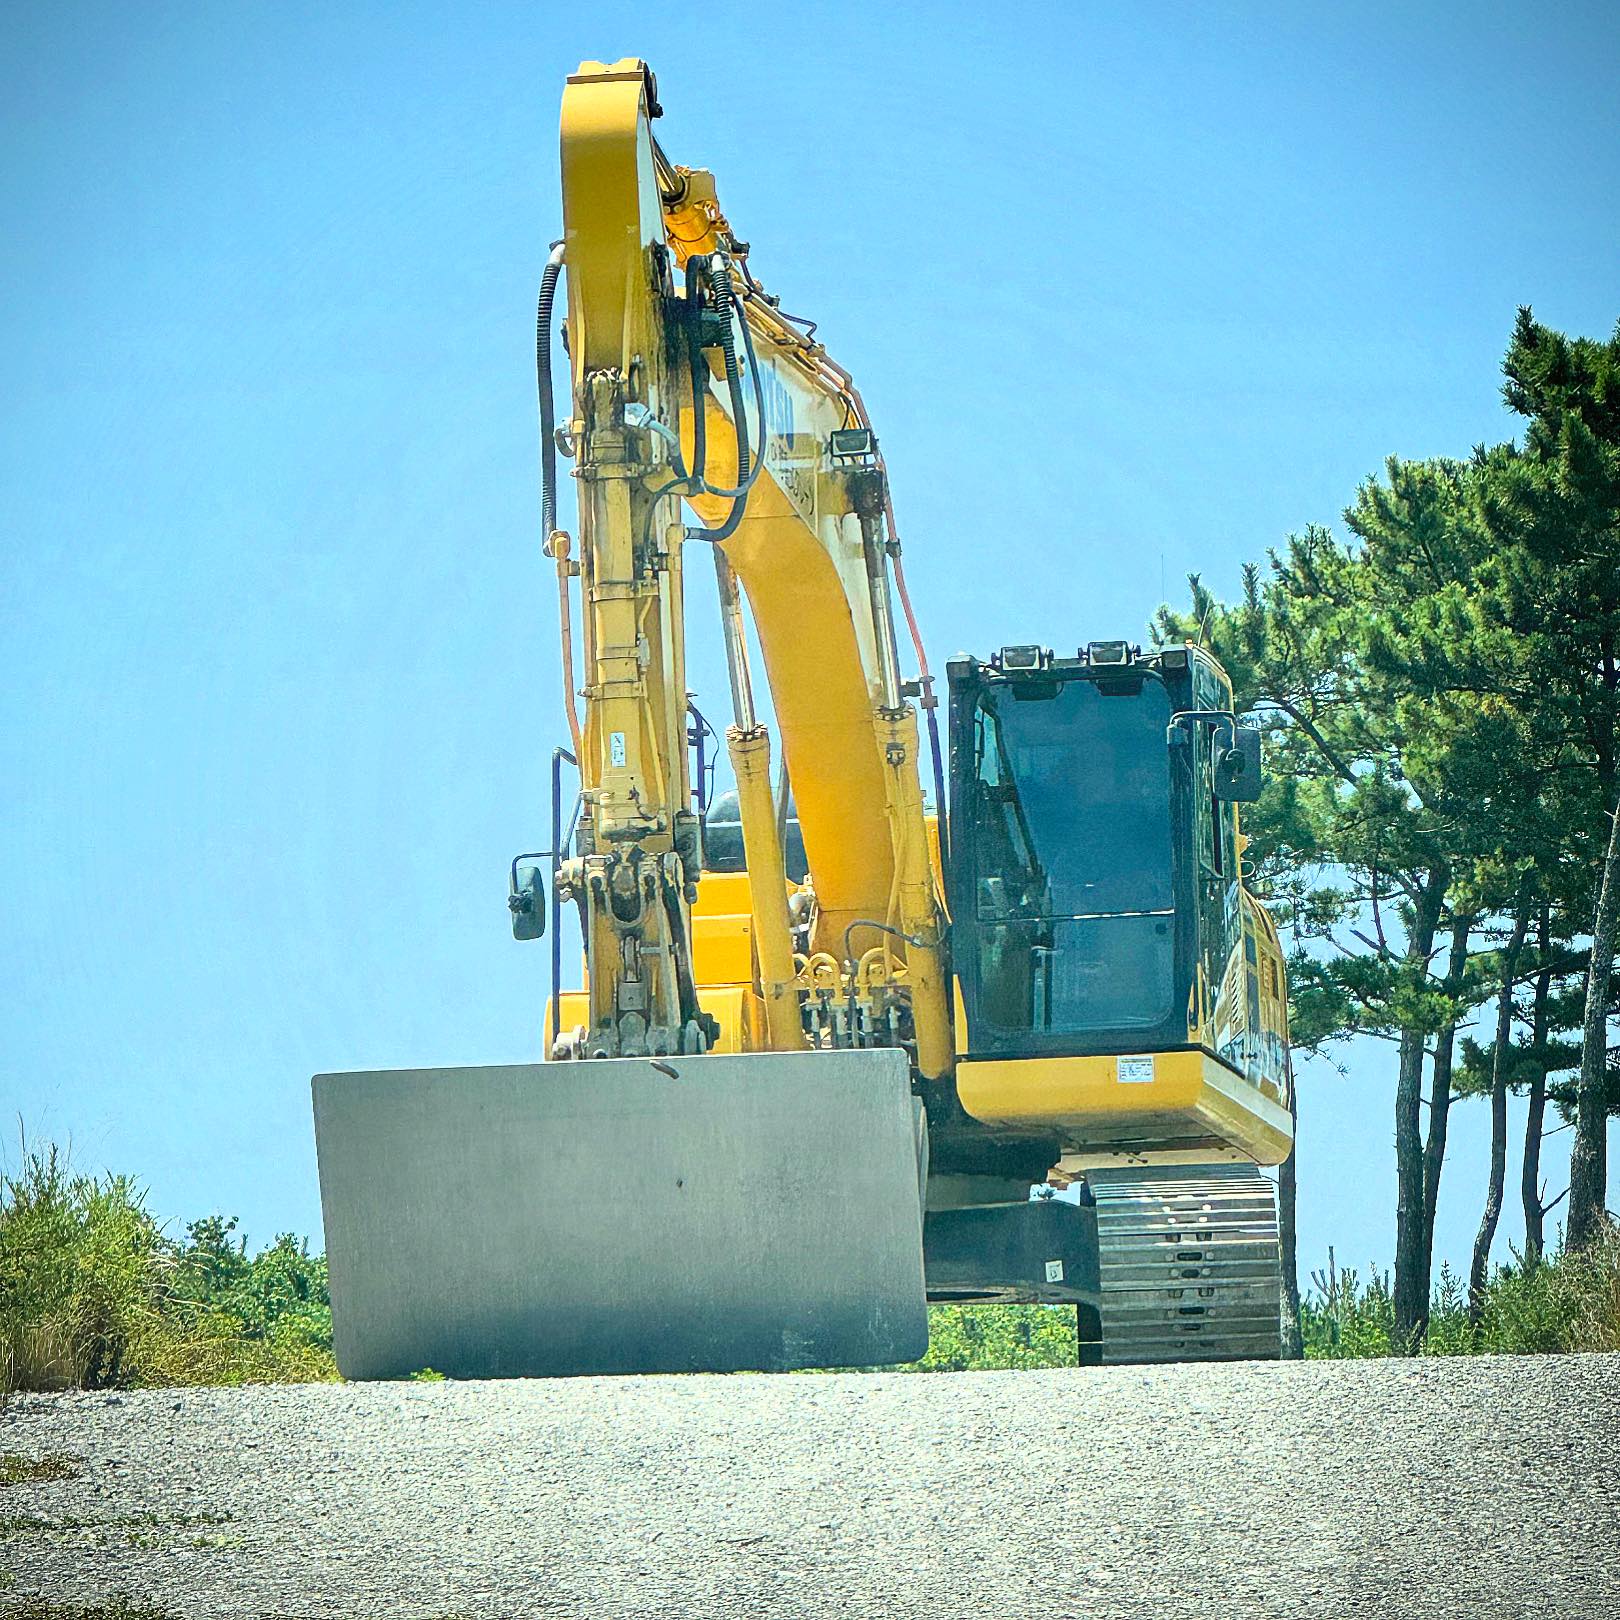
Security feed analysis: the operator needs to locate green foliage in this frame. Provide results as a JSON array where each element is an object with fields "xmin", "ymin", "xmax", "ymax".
[
  {"xmin": 907, "ymin": 1304, "xmax": 1077, "ymax": 1371},
  {"xmin": 7, "ymin": 1126, "xmax": 1614, "ymax": 1384},
  {"xmin": 1153, "ymin": 308, "xmax": 1620, "ymax": 1341},
  {"xmin": 0, "ymin": 1453, "xmax": 83, "ymax": 1486},
  {"xmin": 0, "ymin": 1508, "xmax": 234, "ymax": 1537},
  {"xmin": 0, "ymin": 1144, "xmax": 169, "ymax": 1391},
  {"xmin": 168, "ymin": 1216, "xmax": 332, "ymax": 1352},
  {"xmin": 1302, "ymin": 1224, "xmax": 1620, "ymax": 1358},
  {"xmin": 0, "ymin": 1601, "xmax": 181, "ymax": 1620},
  {"xmin": 0, "ymin": 1143, "xmax": 336, "ymax": 1393}
]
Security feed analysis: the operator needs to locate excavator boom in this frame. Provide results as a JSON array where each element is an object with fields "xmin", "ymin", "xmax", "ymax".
[{"xmin": 314, "ymin": 59, "xmax": 952, "ymax": 1377}]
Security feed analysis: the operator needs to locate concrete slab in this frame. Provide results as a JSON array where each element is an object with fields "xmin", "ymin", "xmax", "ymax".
[{"xmin": 312, "ymin": 1049, "xmax": 928, "ymax": 1378}]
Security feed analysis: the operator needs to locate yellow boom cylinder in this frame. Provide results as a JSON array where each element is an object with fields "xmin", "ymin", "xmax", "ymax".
[
  {"xmin": 876, "ymin": 705, "xmax": 953, "ymax": 1081},
  {"xmin": 726, "ymin": 725, "xmax": 805, "ymax": 1052}
]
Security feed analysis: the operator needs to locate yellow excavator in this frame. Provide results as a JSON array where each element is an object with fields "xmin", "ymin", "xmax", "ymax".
[{"xmin": 312, "ymin": 59, "xmax": 1294, "ymax": 1378}]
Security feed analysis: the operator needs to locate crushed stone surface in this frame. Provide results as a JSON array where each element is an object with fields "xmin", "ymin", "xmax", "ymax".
[{"xmin": 2, "ymin": 1354, "xmax": 1617, "ymax": 1618}]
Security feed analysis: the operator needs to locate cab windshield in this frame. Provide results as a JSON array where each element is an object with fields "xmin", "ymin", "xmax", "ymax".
[{"xmin": 968, "ymin": 675, "xmax": 1175, "ymax": 1035}]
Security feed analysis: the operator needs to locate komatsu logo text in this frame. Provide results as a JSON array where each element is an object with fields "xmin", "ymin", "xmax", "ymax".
[{"xmin": 753, "ymin": 357, "xmax": 815, "ymax": 521}]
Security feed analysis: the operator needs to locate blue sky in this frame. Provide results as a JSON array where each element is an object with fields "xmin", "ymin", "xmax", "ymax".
[{"xmin": 4, "ymin": 1, "xmax": 1617, "ymax": 1280}]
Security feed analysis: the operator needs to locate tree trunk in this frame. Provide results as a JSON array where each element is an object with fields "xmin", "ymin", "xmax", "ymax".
[
  {"xmin": 1394, "ymin": 872, "xmax": 1447, "ymax": 1352},
  {"xmin": 1520, "ymin": 906, "xmax": 1553, "ymax": 1267},
  {"xmin": 1469, "ymin": 903, "xmax": 1531, "ymax": 1324},
  {"xmin": 1421, "ymin": 916, "xmax": 1473, "ymax": 1308},
  {"xmin": 1568, "ymin": 785, "xmax": 1620, "ymax": 1250},
  {"xmin": 1279, "ymin": 1080, "xmax": 1302, "ymax": 1358}
]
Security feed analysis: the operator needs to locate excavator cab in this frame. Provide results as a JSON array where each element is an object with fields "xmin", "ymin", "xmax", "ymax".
[
  {"xmin": 942, "ymin": 640, "xmax": 1292, "ymax": 1160},
  {"xmin": 936, "ymin": 640, "xmax": 1293, "ymax": 1362},
  {"xmin": 949, "ymin": 644, "xmax": 1187, "ymax": 1059}
]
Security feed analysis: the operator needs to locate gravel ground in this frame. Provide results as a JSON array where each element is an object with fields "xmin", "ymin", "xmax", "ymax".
[{"xmin": 2, "ymin": 1355, "xmax": 1617, "ymax": 1619}]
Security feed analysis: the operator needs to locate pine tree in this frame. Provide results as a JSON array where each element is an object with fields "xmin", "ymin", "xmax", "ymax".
[{"xmin": 1473, "ymin": 311, "xmax": 1620, "ymax": 1247}]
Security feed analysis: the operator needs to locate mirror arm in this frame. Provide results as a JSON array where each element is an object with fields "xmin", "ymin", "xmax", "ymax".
[
  {"xmin": 1167, "ymin": 709, "xmax": 1262, "ymax": 803},
  {"xmin": 1166, "ymin": 708, "xmax": 1238, "ymax": 745},
  {"xmin": 510, "ymin": 851, "xmax": 550, "ymax": 894}
]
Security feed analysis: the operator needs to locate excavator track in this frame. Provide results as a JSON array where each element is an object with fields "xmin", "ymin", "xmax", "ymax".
[{"xmin": 1086, "ymin": 1165, "xmax": 1283, "ymax": 1364}]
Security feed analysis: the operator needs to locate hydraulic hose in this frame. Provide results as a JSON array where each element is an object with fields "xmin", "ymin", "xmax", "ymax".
[
  {"xmin": 535, "ymin": 243, "xmax": 582, "ymax": 760},
  {"xmin": 683, "ymin": 256, "xmax": 709, "ymax": 487},
  {"xmin": 552, "ymin": 533, "xmax": 583, "ymax": 757},
  {"xmin": 702, "ymin": 259, "xmax": 754, "ymax": 498},
  {"xmin": 680, "ymin": 256, "xmax": 766, "ymax": 546},
  {"xmin": 844, "ymin": 372, "xmax": 949, "ymax": 865},
  {"xmin": 892, "ymin": 544, "xmax": 949, "ymax": 863},
  {"xmin": 687, "ymin": 294, "xmax": 766, "ymax": 541},
  {"xmin": 535, "ymin": 241, "xmax": 566, "ymax": 540}
]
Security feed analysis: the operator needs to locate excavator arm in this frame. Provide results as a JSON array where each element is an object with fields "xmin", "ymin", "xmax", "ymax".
[
  {"xmin": 308, "ymin": 63, "xmax": 950, "ymax": 1383},
  {"xmin": 550, "ymin": 58, "xmax": 950, "ymax": 1077}
]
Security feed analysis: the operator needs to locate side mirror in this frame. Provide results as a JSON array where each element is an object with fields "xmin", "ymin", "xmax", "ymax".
[
  {"xmin": 1212, "ymin": 725, "xmax": 1262, "ymax": 802},
  {"xmin": 508, "ymin": 857, "xmax": 547, "ymax": 941}
]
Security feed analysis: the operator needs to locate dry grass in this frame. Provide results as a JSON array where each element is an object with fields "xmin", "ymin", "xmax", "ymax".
[
  {"xmin": 0, "ymin": 1144, "xmax": 336, "ymax": 1395},
  {"xmin": 1568, "ymin": 1222, "xmax": 1620, "ymax": 1351},
  {"xmin": 0, "ymin": 1453, "xmax": 83, "ymax": 1487},
  {"xmin": 1304, "ymin": 1221, "xmax": 1620, "ymax": 1357},
  {"xmin": 122, "ymin": 1313, "xmax": 336, "ymax": 1388},
  {"xmin": 0, "ymin": 1320, "xmax": 82, "ymax": 1397}
]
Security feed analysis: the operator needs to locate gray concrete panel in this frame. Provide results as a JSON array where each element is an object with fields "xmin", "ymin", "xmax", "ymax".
[{"xmin": 312, "ymin": 1050, "xmax": 928, "ymax": 1379}]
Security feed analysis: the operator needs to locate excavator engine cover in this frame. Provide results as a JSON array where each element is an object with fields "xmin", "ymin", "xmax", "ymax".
[{"xmin": 312, "ymin": 1049, "xmax": 929, "ymax": 1379}]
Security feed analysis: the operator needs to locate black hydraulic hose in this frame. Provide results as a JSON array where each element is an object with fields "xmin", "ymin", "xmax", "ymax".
[
  {"xmin": 841, "ymin": 918, "xmax": 929, "ymax": 1051},
  {"xmin": 686, "ymin": 283, "xmax": 767, "ymax": 544},
  {"xmin": 695, "ymin": 471, "xmax": 749, "ymax": 544},
  {"xmin": 843, "ymin": 918, "xmax": 929, "ymax": 969},
  {"xmin": 683, "ymin": 256, "xmax": 709, "ymax": 487},
  {"xmin": 536, "ymin": 242, "xmax": 566, "ymax": 540},
  {"xmin": 704, "ymin": 259, "xmax": 753, "ymax": 497},
  {"xmin": 732, "ymin": 289, "xmax": 766, "ymax": 476}
]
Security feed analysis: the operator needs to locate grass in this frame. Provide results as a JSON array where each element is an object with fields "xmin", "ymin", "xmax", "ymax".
[
  {"xmin": 0, "ymin": 1601, "xmax": 180, "ymax": 1620},
  {"xmin": 919, "ymin": 1227, "xmax": 1620, "ymax": 1368},
  {"xmin": 910, "ymin": 1303, "xmax": 1079, "ymax": 1370},
  {"xmin": 0, "ymin": 1458, "xmax": 81, "ymax": 1489},
  {"xmin": 0, "ymin": 1510, "xmax": 235, "ymax": 1540},
  {"xmin": 921, "ymin": 1228, "xmax": 1620, "ymax": 1367},
  {"xmin": 1303, "ymin": 1224, "xmax": 1620, "ymax": 1357},
  {"xmin": 1, "ymin": 1143, "xmax": 336, "ymax": 1395}
]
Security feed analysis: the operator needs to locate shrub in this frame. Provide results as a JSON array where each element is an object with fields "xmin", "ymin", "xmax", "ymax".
[
  {"xmin": 0, "ymin": 1143, "xmax": 336, "ymax": 1393},
  {"xmin": 8, "ymin": 1130, "xmax": 1613, "ymax": 1388},
  {"xmin": 1301, "ymin": 1224, "xmax": 1620, "ymax": 1358},
  {"xmin": 0, "ymin": 1145, "xmax": 170, "ymax": 1390},
  {"xmin": 169, "ymin": 1217, "xmax": 332, "ymax": 1349},
  {"xmin": 1568, "ymin": 1222, "xmax": 1620, "ymax": 1351},
  {"xmin": 911, "ymin": 1303, "xmax": 1078, "ymax": 1371}
]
